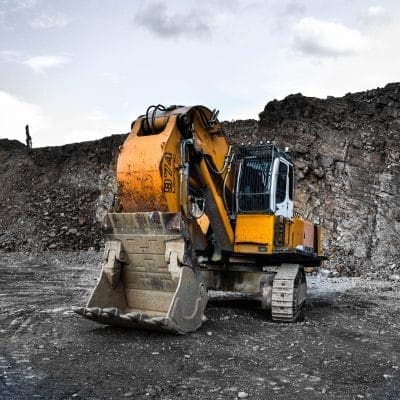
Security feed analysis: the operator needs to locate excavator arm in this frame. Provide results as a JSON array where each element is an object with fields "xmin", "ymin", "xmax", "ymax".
[{"xmin": 74, "ymin": 106, "xmax": 237, "ymax": 333}]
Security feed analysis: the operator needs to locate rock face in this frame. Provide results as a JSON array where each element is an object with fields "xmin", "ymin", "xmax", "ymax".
[
  {"xmin": 225, "ymin": 83, "xmax": 400, "ymax": 276},
  {"xmin": 0, "ymin": 83, "xmax": 398, "ymax": 276},
  {"xmin": 0, "ymin": 135, "xmax": 126, "ymax": 251}
]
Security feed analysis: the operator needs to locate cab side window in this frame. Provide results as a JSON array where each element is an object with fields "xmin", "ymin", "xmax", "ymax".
[
  {"xmin": 288, "ymin": 165, "xmax": 293, "ymax": 200},
  {"xmin": 276, "ymin": 162, "xmax": 287, "ymax": 203}
]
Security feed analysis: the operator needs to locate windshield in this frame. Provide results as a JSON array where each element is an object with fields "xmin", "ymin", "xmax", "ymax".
[{"xmin": 237, "ymin": 158, "xmax": 271, "ymax": 212}]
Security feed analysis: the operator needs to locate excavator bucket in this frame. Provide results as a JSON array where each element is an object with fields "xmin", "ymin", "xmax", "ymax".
[{"xmin": 73, "ymin": 212, "xmax": 208, "ymax": 334}]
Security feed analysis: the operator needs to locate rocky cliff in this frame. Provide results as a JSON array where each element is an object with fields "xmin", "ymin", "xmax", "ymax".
[
  {"xmin": 225, "ymin": 83, "xmax": 400, "ymax": 276},
  {"xmin": 0, "ymin": 135, "xmax": 125, "ymax": 251},
  {"xmin": 0, "ymin": 83, "xmax": 398, "ymax": 276}
]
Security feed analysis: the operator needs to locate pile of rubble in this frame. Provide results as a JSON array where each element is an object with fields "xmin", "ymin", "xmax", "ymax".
[
  {"xmin": 0, "ymin": 135, "xmax": 125, "ymax": 251},
  {"xmin": 0, "ymin": 83, "xmax": 398, "ymax": 277},
  {"xmin": 225, "ymin": 83, "xmax": 400, "ymax": 277}
]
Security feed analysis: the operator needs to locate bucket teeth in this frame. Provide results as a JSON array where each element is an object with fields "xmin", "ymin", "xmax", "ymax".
[
  {"xmin": 74, "ymin": 305, "xmax": 173, "ymax": 329},
  {"xmin": 152, "ymin": 317, "xmax": 169, "ymax": 326},
  {"xmin": 71, "ymin": 307, "xmax": 85, "ymax": 316},
  {"xmin": 85, "ymin": 307, "xmax": 102, "ymax": 318},
  {"xmin": 125, "ymin": 312, "xmax": 147, "ymax": 322},
  {"xmin": 102, "ymin": 308, "xmax": 120, "ymax": 318}
]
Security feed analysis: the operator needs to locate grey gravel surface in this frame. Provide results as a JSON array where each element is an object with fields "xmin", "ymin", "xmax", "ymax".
[{"xmin": 0, "ymin": 251, "xmax": 399, "ymax": 399}]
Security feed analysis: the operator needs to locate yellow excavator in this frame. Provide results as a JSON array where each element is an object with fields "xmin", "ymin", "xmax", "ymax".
[{"xmin": 73, "ymin": 105, "xmax": 326, "ymax": 333}]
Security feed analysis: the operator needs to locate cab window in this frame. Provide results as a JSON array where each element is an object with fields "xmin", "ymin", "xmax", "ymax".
[
  {"xmin": 288, "ymin": 165, "xmax": 293, "ymax": 200},
  {"xmin": 276, "ymin": 162, "xmax": 287, "ymax": 203}
]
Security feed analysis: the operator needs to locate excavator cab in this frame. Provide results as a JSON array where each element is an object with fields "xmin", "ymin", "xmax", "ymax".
[{"xmin": 235, "ymin": 144, "xmax": 293, "ymax": 218}]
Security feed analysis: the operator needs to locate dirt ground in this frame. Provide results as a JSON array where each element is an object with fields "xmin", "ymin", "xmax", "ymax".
[{"xmin": 0, "ymin": 251, "xmax": 399, "ymax": 400}]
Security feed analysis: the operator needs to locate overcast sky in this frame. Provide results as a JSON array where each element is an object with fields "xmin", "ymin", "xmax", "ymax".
[{"xmin": 0, "ymin": 0, "xmax": 399, "ymax": 147}]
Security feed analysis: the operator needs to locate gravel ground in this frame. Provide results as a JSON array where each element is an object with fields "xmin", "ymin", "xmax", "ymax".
[{"xmin": 0, "ymin": 251, "xmax": 399, "ymax": 400}]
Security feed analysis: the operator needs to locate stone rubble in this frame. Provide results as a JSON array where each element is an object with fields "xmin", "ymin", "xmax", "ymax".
[
  {"xmin": 224, "ymin": 83, "xmax": 400, "ymax": 277},
  {"xmin": 0, "ymin": 83, "xmax": 399, "ymax": 277},
  {"xmin": 0, "ymin": 135, "xmax": 125, "ymax": 252}
]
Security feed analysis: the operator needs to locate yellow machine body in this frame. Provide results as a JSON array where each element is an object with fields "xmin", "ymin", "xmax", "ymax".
[
  {"xmin": 234, "ymin": 214, "xmax": 321, "ymax": 256},
  {"xmin": 117, "ymin": 107, "xmax": 231, "ymax": 213},
  {"xmin": 234, "ymin": 214, "xmax": 275, "ymax": 254}
]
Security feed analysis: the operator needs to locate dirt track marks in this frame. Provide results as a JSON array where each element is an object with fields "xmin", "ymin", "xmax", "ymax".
[{"xmin": 0, "ymin": 252, "xmax": 399, "ymax": 400}]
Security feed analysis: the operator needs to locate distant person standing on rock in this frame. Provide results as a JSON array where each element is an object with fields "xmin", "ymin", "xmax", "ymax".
[{"xmin": 25, "ymin": 124, "xmax": 32, "ymax": 149}]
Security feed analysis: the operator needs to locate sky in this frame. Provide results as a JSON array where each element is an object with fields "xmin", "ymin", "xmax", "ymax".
[{"xmin": 0, "ymin": 0, "xmax": 399, "ymax": 147}]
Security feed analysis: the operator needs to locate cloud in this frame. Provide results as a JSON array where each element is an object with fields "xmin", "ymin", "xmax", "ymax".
[
  {"xmin": 292, "ymin": 17, "xmax": 369, "ymax": 57},
  {"xmin": 0, "ymin": 0, "xmax": 37, "ymax": 24},
  {"xmin": 14, "ymin": 0, "xmax": 37, "ymax": 9},
  {"xmin": 135, "ymin": 1, "xmax": 211, "ymax": 38},
  {"xmin": 272, "ymin": 5, "xmax": 400, "ymax": 103},
  {"xmin": 22, "ymin": 55, "xmax": 70, "ymax": 72},
  {"xmin": 29, "ymin": 14, "xmax": 70, "ymax": 29},
  {"xmin": 0, "ymin": 0, "xmax": 37, "ymax": 20},
  {"xmin": 367, "ymin": 5, "xmax": 386, "ymax": 17},
  {"xmin": 0, "ymin": 50, "xmax": 21, "ymax": 62},
  {"xmin": 0, "ymin": 0, "xmax": 38, "ymax": 12},
  {"xmin": 360, "ymin": 5, "xmax": 391, "ymax": 27},
  {"xmin": 283, "ymin": 1, "xmax": 306, "ymax": 17},
  {"xmin": 1, "ymin": 51, "xmax": 71, "ymax": 73},
  {"xmin": 0, "ymin": 91, "xmax": 48, "ymax": 144}
]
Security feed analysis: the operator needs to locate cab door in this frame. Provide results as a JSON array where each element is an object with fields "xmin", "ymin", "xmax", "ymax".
[{"xmin": 270, "ymin": 158, "xmax": 293, "ymax": 219}]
